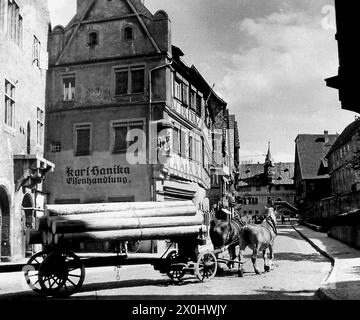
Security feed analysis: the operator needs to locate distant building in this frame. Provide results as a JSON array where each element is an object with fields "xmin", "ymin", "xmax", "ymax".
[
  {"xmin": 325, "ymin": 120, "xmax": 360, "ymax": 215},
  {"xmin": 0, "ymin": 0, "xmax": 54, "ymax": 262},
  {"xmin": 236, "ymin": 144, "xmax": 296, "ymax": 221},
  {"xmin": 326, "ymin": 0, "xmax": 360, "ymax": 113},
  {"xmin": 294, "ymin": 132, "xmax": 338, "ymax": 221}
]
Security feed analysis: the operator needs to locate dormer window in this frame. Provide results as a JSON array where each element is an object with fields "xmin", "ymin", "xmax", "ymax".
[
  {"xmin": 88, "ymin": 32, "xmax": 98, "ymax": 46},
  {"xmin": 124, "ymin": 27, "xmax": 133, "ymax": 40}
]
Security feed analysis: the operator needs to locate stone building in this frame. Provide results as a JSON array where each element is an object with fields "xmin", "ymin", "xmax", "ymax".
[
  {"xmin": 294, "ymin": 132, "xmax": 338, "ymax": 222},
  {"xmin": 0, "ymin": 0, "xmax": 54, "ymax": 262},
  {"xmin": 236, "ymin": 145, "xmax": 296, "ymax": 221},
  {"xmin": 44, "ymin": 0, "xmax": 226, "ymax": 250}
]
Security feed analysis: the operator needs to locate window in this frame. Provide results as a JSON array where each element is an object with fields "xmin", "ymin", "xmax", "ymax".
[
  {"xmin": 188, "ymin": 136, "xmax": 193, "ymax": 160},
  {"xmin": 256, "ymin": 186, "xmax": 261, "ymax": 191},
  {"xmin": 88, "ymin": 31, "xmax": 98, "ymax": 46},
  {"xmin": 33, "ymin": 36, "xmax": 41, "ymax": 67},
  {"xmin": 63, "ymin": 75, "xmax": 76, "ymax": 101},
  {"xmin": 4, "ymin": 79, "xmax": 15, "ymax": 127},
  {"xmin": 75, "ymin": 124, "xmax": 91, "ymax": 156},
  {"xmin": 37, "ymin": 108, "xmax": 44, "ymax": 145},
  {"xmin": 51, "ymin": 142, "xmax": 61, "ymax": 153},
  {"xmin": 190, "ymin": 89, "xmax": 196, "ymax": 111},
  {"xmin": 115, "ymin": 66, "xmax": 144, "ymax": 95},
  {"xmin": 174, "ymin": 78, "xmax": 182, "ymax": 101},
  {"xmin": 252, "ymin": 198, "xmax": 259, "ymax": 205},
  {"xmin": 0, "ymin": 0, "xmax": 4, "ymax": 31},
  {"xmin": 7, "ymin": 0, "xmax": 22, "ymax": 45},
  {"xmin": 124, "ymin": 27, "xmax": 133, "ymax": 40},
  {"xmin": 180, "ymin": 129, "xmax": 186, "ymax": 158},
  {"xmin": 196, "ymin": 94, "xmax": 202, "ymax": 115},
  {"xmin": 113, "ymin": 120, "xmax": 144, "ymax": 154},
  {"xmin": 173, "ymin": 127, "xmax": 180, "ymax": 154},
  {"xmin": 182, "ymin": 82, "xmax": 189, "ymax": 105},
  {"xmin": 275, "ymin": 185, "xmax": 281, "ymax": 191}
]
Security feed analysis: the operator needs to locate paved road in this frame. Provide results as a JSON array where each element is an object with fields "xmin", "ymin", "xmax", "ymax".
[{"xmin": 0, "ymin": 226, "xmax": 331, "ymax": 300}]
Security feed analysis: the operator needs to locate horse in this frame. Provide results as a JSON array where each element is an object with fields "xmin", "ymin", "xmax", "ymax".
[
  {"xmin": 238, "ymin": 207, "xmax": 278, "ymax": 277},
  {"xmin": 209, "ymin": 215, "xmax": 247, "ymax": 270}
]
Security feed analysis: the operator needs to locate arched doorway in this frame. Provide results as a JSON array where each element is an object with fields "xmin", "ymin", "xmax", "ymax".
[
  {"xmin": 22, "ymin": 194, "xmax": 34, "ymax": 258},
  {"xmin": 27, "ymin": 121, "xmax": 31, "ymax": 155},
  {"xmin": 0, "ymin": 187, "xmax": 11, "ymax": 262}
]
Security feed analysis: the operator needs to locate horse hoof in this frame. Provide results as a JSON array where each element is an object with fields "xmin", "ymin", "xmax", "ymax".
[
  {"xmin": 255, "ymin": 270, "xmax": 261, "ymax": 275},
  {"xmin": 238, "ymin": 271, "xmax": 244, "ymax": 278},
  {"xmin": 264, "ymin": 266, "xmax": 270, "ymax": 272}
]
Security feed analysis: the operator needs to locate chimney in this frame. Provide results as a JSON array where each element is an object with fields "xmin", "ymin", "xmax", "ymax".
[
  {"xmin": 324, "ymin": 130, "xmax": 329, "ymax": 144},
  {"xmin": 77, "ymin": 0, "xmax": 90, "ymax": 14}
]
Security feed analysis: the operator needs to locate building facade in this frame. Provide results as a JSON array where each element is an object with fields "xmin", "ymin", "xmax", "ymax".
[
  {"xmin": 236, "ymin": 145, "xmax": 296, "ymax": 221},
  {"xmin": 326, "ymin": 0, "xmax": 360, "ymax": 113},
  {"xmin": 44, "ymin": 0, "xmax": 226, "ymax": 251},
  {"xmin": 294, "ymin": 132, "xmax": 338, "ymax": 222},
  {"xmin": 0, "ymin": 0, "xmax": 54, "ymax": 262}
]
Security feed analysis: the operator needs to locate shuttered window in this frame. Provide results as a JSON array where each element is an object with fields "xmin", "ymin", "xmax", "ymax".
[
  {"xmin": 173, "ymin": 127, "xmax": 180, "ymax": 153},
  {"xmin": 115, "ymin": 66, "xmax": 144, "ymax": 95},
  {"xmin": 113, "ymin": 121, "xmax": 144, "ymax": 154},
  {"xmin": 76, "ymin": 124, "xmax": 91, "ymax": 156}
]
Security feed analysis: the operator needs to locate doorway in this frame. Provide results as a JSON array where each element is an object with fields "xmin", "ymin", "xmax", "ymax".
[
  {"xmin": 22, "ymin": 194, "xmax": 34, "ymax": 258},
  {"xmin": 0, "ymin": 187, "xmax": 11, "ymax": 262}
]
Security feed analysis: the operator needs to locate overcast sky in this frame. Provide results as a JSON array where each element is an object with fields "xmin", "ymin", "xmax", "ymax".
[{"xmin": 48, "ymin": 0, "xmax": 355, "ymax": 163}]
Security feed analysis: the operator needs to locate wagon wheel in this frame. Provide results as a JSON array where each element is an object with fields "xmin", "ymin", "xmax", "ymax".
[
  {"xmin": 166, "ymin": 250, "xmax": 185, "ymax": 282},
  {"xmin": 38, "ymin": 251, "xmax": 85, "ymax": 298},
  {"xmin": 23, "ymin": 251, "xmax": 49, "ymax": 294},
  {"xmin": 195, "ymin": 252, "xmax": 218, "ymax": 282}
]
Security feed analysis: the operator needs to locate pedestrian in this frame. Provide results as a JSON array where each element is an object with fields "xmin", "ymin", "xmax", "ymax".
[{"xmin": 281, "ymin": 215, "xmax": 286, "ymax": 225}]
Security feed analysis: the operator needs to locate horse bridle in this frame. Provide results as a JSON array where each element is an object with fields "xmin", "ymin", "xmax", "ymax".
[{"xmin": 265, "ymin": 216, "xmax": 277, "ymax": 235}]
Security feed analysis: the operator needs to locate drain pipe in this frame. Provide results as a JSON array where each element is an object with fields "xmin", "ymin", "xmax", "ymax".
[{"xmin": 148, "ymin": 59, "xmax": 173, "ymax": 201}]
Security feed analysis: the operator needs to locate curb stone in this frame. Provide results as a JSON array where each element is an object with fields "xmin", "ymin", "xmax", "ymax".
[{"xmin": 292, "ymin": 225, "xmax": 339, "ymax": 300}]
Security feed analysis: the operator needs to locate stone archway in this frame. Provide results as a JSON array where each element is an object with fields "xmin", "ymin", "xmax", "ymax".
[
  {"xmin": 22, "ymin": 194, "xmax": 34, "ymax": 258},
  {"xmin": 0, "ymin": 186, "xmax": 11, "ymax": 262}
]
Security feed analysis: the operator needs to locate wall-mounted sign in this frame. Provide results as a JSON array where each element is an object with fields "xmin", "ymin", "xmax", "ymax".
[{"xmin": 65, "ymin": 165, "xmax": 131, "ymax": 186}]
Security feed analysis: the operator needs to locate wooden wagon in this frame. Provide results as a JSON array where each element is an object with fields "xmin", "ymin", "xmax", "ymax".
[{"xmin": 19, "ymin": 201, "xmax": 219, "ymax": 298}]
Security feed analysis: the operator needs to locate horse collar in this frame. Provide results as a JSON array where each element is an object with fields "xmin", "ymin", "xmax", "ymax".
[{"xmin": 266, "ymin": 216, "xmax": 277, "ymax": 235}]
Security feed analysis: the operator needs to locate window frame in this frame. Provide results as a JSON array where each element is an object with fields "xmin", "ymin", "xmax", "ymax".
[
  {"xmin": 113, "ymin": 65, "xmax": 145, "ymax": 96},
  {"xmin": 36, "ymin": 107, "xmax": 44, "ymax": 146},
  {"xmin": 88, "ymin": 31, "xmax": 99, "ymax": 46},
  {"xmin": 110, "ymin": 118, "xmax": 145, "ymax": 155},
  {"xmin": 124, "ymin": 26, "xmax": 134, "ymax": 41},
  {"xmin": 4, "ymin": 78, "xmax": 15, "ymax": 128},
  {"xmin": 32, "ymin": 35, "xmax": 41, "ymax": 67},
  {"xmin": 62, "ymin": 73, "xmax": 76, "ymax": 102},
  {"xmin": 74, "ymin": 123, "xmax": 92, "ymax": 157}
]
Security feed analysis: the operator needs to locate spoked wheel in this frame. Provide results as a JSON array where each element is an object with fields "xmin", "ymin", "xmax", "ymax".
[
  {"xmin": 195, "ymin": 252, "xmax": 218, "ymax": 282},
  {"xmin": 38, "ymin": 251, "xmax": 85, "ymax": 298},
  {"xmin": 166, "ymin": 250, "xmax": 185, "ymax": 282},
  {"xmin": 23, "ymin": 251, "xmax": 49, "ymax": 294}
]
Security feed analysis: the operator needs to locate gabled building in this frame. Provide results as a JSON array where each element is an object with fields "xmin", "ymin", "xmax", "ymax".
[
  {"xmin": 294, "ymin": 131, "xmax": 338, "ymax": 221},
  {"xmin": 44, "ymin": 0, "xmax": 226, "ymax": 251},
  {"xmin": 0, "ymin": 0, "xmax": 54, "ymax": 262},
  {"xmin": 236, "ymin": 144, "xmax": 296, "ymax": 220}
]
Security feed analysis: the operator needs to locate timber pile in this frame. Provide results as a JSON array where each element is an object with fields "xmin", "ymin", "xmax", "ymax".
[{"xmin": 27, "ymin": 201, "xmax": 205, "ymax": 246}]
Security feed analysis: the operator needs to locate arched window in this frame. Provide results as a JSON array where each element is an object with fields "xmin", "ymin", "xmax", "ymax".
[
  {"xmin": 124, "ymin": 27, "xmax": 133, "ymax": 40},
  {"xmin": 88, "ymin": 32, "xmax": 98, "ymax": 46}
]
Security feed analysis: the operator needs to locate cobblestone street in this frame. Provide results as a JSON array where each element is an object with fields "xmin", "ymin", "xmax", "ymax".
[{"xmin": 0, "ymin": 225, "xmax": 331, "ymax": 300}]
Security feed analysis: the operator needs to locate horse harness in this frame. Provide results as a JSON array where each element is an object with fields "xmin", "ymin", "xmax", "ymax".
[{"xmin": 263, "ymin": 216, "xmax": 278, "ymax": 236}]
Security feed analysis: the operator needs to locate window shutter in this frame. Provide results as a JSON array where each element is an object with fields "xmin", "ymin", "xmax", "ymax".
[
  {"xmin": 76, "ymin": 126, "xmax": 90, "ymax": 156},
  {"xmin": 131, "ymin": 69, "xmax": 144, "ymax": 94},
  {"xmin": 113, "ymin": 125, "xmax": 128, "ymax": 153},
  {"xmin": 115, "ymin": 70, "xmax": 128, "ymax": 95}
]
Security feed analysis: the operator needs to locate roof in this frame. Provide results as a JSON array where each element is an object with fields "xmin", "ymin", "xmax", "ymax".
[
  {"xmin": 327, "ymin": 119, "xmax": 360, "ymax": 157},
  {"xmin": 295, "ymin": 134, "xmax": 338, "ymax": 180},
  {"xmin": 65, "ymin": 0, "xmax": 154, "ymax": 29},
  {"xmin": 238, "ymin": 162, "xmax": 295, "ymax": 187}
]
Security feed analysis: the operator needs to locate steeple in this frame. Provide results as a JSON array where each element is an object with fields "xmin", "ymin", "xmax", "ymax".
[
  {"xmin": 264, "ymin": 142, "xmax": 275, "ymax": 186},
  {"xmin": 265, "ymin": 142, "xmax": 274, "ymax": 167}
]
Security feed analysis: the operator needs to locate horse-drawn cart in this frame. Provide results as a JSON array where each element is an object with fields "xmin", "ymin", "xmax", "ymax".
[{"xmin": 8, "ymin": 201, "xmax": 219, "ymax": 298}]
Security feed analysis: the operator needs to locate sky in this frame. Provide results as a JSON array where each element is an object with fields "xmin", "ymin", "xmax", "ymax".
[{"xmin": 47, "ymin": 0, "xmax": 355, "ymax": 164}]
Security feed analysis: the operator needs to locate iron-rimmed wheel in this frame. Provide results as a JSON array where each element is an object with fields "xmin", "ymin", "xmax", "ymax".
[
  {"xmin": 38, "ymin": 251, "xmax": 85, "ymax": 298},
  {"xmin": 23, "ymin": 251, "xmax": 49, "ymax": 294},
  {"xmin": 195, "ymin": 252, "xmax": 218, "ymax": 282},
  {"xmin": 165, "ymin": 250, "xmax": 184, "ymax": 282}
]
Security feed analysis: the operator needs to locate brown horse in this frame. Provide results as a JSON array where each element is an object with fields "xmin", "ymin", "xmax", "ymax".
[
  {"xmin": 238, "ymin": 207, "xmax": 277, "ymax": 277},
  {"xmin": 210, "ymin": 215, "xmax": 247, "ymax": 270}
]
